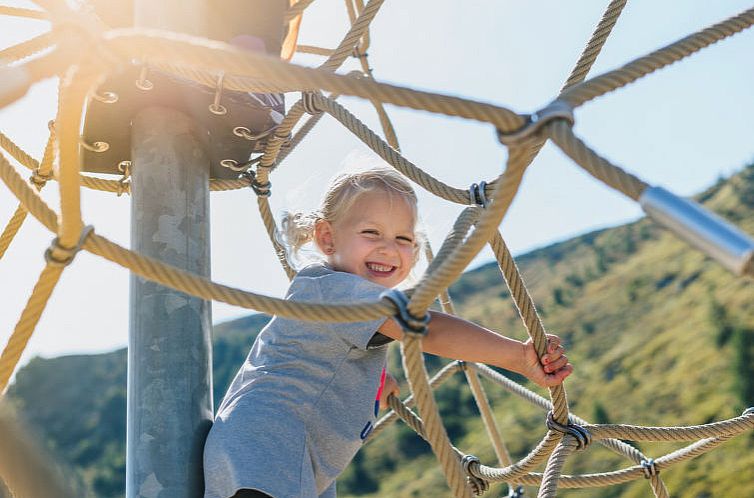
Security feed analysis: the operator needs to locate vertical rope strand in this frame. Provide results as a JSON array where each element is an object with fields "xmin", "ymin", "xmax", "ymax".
[{"xmin": 0, "ymin": 263, "xmax": 65, "ymax": 393}]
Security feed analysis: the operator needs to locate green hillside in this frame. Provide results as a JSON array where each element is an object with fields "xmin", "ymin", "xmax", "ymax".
[{"xmin": 4, "ymin": 164, "xmax": 754, "ymax": 497}]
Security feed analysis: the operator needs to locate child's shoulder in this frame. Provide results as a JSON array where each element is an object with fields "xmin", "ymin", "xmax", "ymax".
[{"xmin": 291, "ymin": 263, "xmax": 387, "ymax": 303}]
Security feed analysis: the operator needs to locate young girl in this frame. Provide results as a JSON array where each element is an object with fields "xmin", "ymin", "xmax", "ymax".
[{"xmin": 203, "ymin": 168, "xmax": 573, "ymax": 498}]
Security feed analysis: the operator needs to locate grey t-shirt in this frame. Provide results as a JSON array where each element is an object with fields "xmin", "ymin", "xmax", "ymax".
[{"xmin": 203, "ymin": 264, "xmax": 391, "ymax": 498}]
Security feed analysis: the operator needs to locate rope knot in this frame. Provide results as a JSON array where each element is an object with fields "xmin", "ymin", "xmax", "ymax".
[
  {"xmin": 497, "ymin": 100, "xmax": 574, "ymax": 146},
  {"xmin": 461, "ymin": 455, "xmax": 489, "ymax": 496},
  {"xmin": 640, "ymin": 458, "xmax": 659, "ymax": 479},
  {"xmin": 44, "ymin": 225, "xmax": 94, "ymax": 268},
  {"xmin": 380, "ymin": 289, "xmax": 430, "ymax": 336},
  {"xmin": 301, "ymin": 91, "xmax": 324, "ymax": 115},
  {"xmin": 29, "ymin": 169, "xmax": 53, "ymax": 188},
  {"xmin": 546, "ymin": 411, "xmax": 592, "ymax": 451},
  {"xmin": 469, "ymin": 181, "xmax": 490, "ymax": 207}
]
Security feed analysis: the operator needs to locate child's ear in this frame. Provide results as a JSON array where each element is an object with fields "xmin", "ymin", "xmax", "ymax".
[{"xmin": 314, "ymin": 220, "xmax": 335, "ymax": 254}]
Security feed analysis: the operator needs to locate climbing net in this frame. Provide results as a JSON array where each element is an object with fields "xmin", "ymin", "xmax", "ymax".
[{"xmin": 1, "ymin": 1, "xmax": 753, "ymax": 497}]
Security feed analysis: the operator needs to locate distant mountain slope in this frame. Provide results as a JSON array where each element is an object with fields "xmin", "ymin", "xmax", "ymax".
[{"xmin": 5, "ymin": 164, "xmax": 754, "ymax": 497}]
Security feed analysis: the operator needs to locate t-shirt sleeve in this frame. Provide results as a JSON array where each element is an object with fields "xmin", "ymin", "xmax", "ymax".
[{"xmin": 315, "ymin": 272, "xmax": 390, "ymax": 350}]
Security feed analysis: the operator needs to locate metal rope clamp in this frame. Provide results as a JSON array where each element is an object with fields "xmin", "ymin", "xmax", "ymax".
[
  {"xmin": 507, "ymin": 485, "xmax": 525, "ymax": 497},
  {"xmin": 469, "ymin": 181, "xmax": 490, "ymax": 208},
  {"xmin": 461, "ymin": 454, "xmax": 490, "ymax": 496},
  {"xmin": 497, "ymin": 100, "xmax": 574, "ymax": 146},
  {"xmin": 301, "ymin": 91, "xmax": 324, "ymax": 115},
  {"xmin": 241, "ymin": 168, "xmax": 272, "ymax": 197},
  {"xmin": 640, "ymin": 458, "xmax": 659, "ymax": 479},
  {"xmin": 380, "ymin": 289, "xmax": 430, "ymax": 336},
  {"xmin": 546, "ymin": 411, "xmax": 592, "ymax": 451},
  {"xmin": 44, "ymin": 225, "xmax": 95, "ymax": 268},
  {"xmin": 742, "ymin": 407, "xmax": 754, "ymax": 417}
]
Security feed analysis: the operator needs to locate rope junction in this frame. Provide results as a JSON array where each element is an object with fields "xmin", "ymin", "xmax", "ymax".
[{"xmin": 1, "ymin": 1, "xmax": 753, "ymax": 496}]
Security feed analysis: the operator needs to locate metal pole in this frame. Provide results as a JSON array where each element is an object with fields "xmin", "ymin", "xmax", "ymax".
[
  {"xmin": 127, "ymin": 2, "xmax": 213, "ymax": 496},
  {"xmin": 126, "ymin": 106, "xmax": 213, "ymax": 498}
]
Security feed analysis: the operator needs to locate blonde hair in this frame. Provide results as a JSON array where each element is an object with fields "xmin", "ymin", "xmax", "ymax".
[{"xmin": 280, "ymin": 167, "xmax": 422, "ymax": 268}]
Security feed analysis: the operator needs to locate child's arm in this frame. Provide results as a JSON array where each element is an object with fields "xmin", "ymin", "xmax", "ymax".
[{"xmin": 378, "ymin": 311, "xmax": 572, "ymax": 388}]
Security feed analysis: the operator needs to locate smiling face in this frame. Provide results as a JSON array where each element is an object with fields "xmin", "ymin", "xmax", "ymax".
[{"xmin": 315, "ymin": 190, "xmax": 417, "ymax": 288}]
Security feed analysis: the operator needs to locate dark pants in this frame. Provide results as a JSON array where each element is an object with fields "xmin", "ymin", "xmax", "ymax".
[{"xmin": 231, "ymin": 490, "xmax": 273, "ymax": 498}]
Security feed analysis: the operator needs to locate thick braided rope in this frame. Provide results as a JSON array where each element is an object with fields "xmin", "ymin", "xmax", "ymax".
[
  {"xmin": 277, "ymin": 110, "xmax": 323, "ymax": 165},
  {"xmin": 0, "ymin": 153, "xmax": 57, "ymax": 231},
  {"xmin": 0, "ymin": 131, "xmax": 38, "ymax": 170},
  {"xmin": 0, "ymin": 6, "xmax": 49, "ymax": 20},
  {"xmin": 0, "ymin": 205, "xmax": 27, "ymax": 259},
  {"xmin": 0, "ymin": 152, "xmax": 406, "ymax": 323},
  {"xmin": 264, "ymin": 102, "xmax": 305, "ymax": 170},
  {"xmin": 462, "ymin": 363, "xmax": 521, "ymax": 494},
  {"xmin": 0, "ymin": 263, "xmax": 65, "ymax": 393},
  {"xmin": 511, "ymin": 433, "xmax": 739, "ymax": 489},
  {"xmin": 560, "ymin": 6, "xmax": 754, "ymax": 109},
  {"xmin": 489, "ymin": 231, "xmax": 568, "ymax": 424},
  {"xmin": 561, "ymin": 0, "xmax": 628, "ymax": 91},
  {"xmin": 313, "ymin": 94, "xmax": 470, "ymax": 203},
  {"xmin": 56, "ymin": 63, "xmax": 103, "ymax": 250},
  {"xmin": 408, "ymin": 145, "xmax": 533, "ymax": 318},
  {"xmin": 424, "ymin": 209, "xmax": 481, "ymax": 280},
  {"xmin": 424, "ymin": 241, "xmax": 519, "ymax": 487},
  {"xmin": 587, "ymin": 413, "xmax": 754, "ymax": 442},
  {"xmin": 256, "ymin": 196, "xmax": 296, "ymax": 279},
  {"xmin": 2, "ymin": 3, "xmax": 748, "ymax": 494},
  {"xmin": 538, "ymin": 435, "xmax": 578, "ymax": 498},
  {"xmin": 479, "ymin": 0, "xmax": 629, "ymax": 223},
  {"xmin": 0, "ymin": 32, "xmax": 54, "ymax": 63},
  {"xmin": 0, "ymin": 127, "xmax": 56, "ymax": 259},
  {"xmin": 470, "ymin": 363, "xmax": 647, "ymax": 464},
  {"xmin": 284, "ymin": 0, "xmax": 316, "ymax": 23},
  {"xmin": 468, "ymin": 430, "xmax": 565, "ymax": 483},
  {"xmin": 103, "ymin": 31, "xmax": 525, "ymax": 131},
  {"xmin": 367, "ymin": 360, "xmax": 461, "ymax": 442},
  {"xmin": 0, "ymin": 406, "xmax": 77, "ymax": 498},
  {"xmin": 296, "ymin": 44, "xmax": 333, "ymax": 56},
  {"xmin": 400, "ymin": 335, "xmax": 473, "ymax": 497},
  {"xmin": 547, "ymin": 120, "xmax": 648, "ymax": 200},
  {"xmin": 318, "ymin": 0, "xmax": 383, "ymax": 72}
]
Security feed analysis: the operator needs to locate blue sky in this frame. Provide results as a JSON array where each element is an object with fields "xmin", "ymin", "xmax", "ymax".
[{"xmin": 0, "ymin": 0, "xmax": 752, "ymax": 371}]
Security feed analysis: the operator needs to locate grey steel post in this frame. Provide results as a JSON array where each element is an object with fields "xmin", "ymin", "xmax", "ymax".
[
  {"xmin": 127, "ymin": 1, "xmax": 213, "ymax": 496},
  {"xmin": 127, "ymin": 106, "xmax": 213, "ymax": 498}
]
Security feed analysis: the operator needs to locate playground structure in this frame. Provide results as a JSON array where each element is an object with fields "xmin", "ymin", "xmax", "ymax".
[{"xmin": 0, "ymin": 1, "xmax": 754, "ymax": 497}]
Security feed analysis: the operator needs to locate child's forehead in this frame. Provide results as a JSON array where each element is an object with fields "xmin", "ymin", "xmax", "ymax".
[{"xmin": 343, "ymin": 191, "xmax": 417, "ymax": 228}]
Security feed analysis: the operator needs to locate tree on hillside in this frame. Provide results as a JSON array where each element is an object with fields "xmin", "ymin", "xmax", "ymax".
[{"xmin": 731, "ymin": 327, "xmax": 754, "ymax": 408}]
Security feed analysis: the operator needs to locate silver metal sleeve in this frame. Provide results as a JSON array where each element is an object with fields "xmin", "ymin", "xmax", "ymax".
[{"xmin": 640, "ymin": 186, "xmax": 754, "ymax": 276}]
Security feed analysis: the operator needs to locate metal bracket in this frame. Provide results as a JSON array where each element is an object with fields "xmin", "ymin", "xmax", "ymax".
[
  {"xmin": 546, "ymin": 411, "xmax": 592, "ymax": 451},
  {"xmin": 380, "ymin": 289, "xmax": 430, "ymax": 336},
  {"xmin": 498, "ymin": 100, "xmax": 574, "ymax": 146}
]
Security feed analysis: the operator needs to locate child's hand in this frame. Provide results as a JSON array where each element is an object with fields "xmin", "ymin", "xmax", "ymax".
[
  {"xmin": 521, "ymin": 334, "xmax": 573, "ymax": 388},
  {"xmin": 379, "ymin": 373, "xmax": 401, "ymax": 410}
]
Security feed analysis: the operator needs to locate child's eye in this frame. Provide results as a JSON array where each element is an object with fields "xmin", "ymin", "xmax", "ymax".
[
  {"xmin": 397, "ymin": 236, "xmax": 414, "ymax": 245},
  {"xmin": 361, "ymin": 229, "xmax": 379, "ymax": 236}
]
